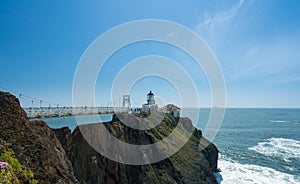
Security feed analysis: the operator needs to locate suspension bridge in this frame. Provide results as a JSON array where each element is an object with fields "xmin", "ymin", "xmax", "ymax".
[
  {"xmin": 23, "ymin": 106, "xmax": 125, "ymax": 119},
  {"xmin": 0, "ymin": 86, "xmax": 133, "ymax": 119}
]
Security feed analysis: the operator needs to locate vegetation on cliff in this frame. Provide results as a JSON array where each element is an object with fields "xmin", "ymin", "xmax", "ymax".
[
  {"xmin": 0, "ymin": 139, "xmax": 37, "ymax": 184},
  {"xmin": 0, "ymin": 91, "xmax": 77, "ymax": 184},
  {"xmin": 55, "ymin": 113, "xmax": 218, "ymax": 184}
]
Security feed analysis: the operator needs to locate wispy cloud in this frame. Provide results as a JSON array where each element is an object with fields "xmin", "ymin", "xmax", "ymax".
[
  {"xmin": 196, "ymin": 0, "xmax": 244, "ymax": 32},
  {"xmin": 195, "ymin": 0, "xmax": 300, "ymax": 86},
  {"xmin": 227, "ymin": 34, "xmax": 300, "ymax": 85}
]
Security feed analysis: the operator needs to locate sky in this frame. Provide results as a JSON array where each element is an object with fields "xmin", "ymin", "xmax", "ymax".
[{"xmin": 1, "ymin": 0, "xmax": 300, "ymax": 108}]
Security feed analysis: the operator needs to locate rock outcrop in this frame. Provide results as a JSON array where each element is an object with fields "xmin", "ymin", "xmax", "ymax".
[
  {"xmin": 0, "ymin": 91, "xmax": 77, "ymax": 183},
  {"xmin": 0, "ymin": 91, "xmax": 219, "ymax": 184},
  {"xmin": 55, "ymin": 114, "xmax": 219, "ymax": 184}
]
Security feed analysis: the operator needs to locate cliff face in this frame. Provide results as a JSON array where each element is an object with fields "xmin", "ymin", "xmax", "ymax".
[
  {"xmin": 0, "ymin": 92, "xmax": 77, "ymax": 183},
  {"xmin": 55, "ymin": 114, "xmax": 219, "ymax": 184},
  {"xmin": 0, "ymin": 91, "xmax": 219, "ymax": 184}
]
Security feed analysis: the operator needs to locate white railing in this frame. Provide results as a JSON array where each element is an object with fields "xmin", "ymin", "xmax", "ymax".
[{"xmin": 24, "ymin": 107, "xmax": 131, "ymax": 119}]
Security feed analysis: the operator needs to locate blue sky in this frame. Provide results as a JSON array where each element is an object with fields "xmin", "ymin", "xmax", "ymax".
[{"xmin": 1, "ymin": 0, "xmax": 300, "ymax": 108}]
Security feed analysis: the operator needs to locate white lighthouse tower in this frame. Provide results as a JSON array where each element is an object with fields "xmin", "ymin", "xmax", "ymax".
[{"xmin": 142, "ymin": 90, "xmax": 158, "ymax": 112}]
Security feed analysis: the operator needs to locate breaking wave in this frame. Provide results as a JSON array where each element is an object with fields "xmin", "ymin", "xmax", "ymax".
[
  {"xmin": 269, "ymin": 120, "xmax": 287, "ymax": 123},
  {"xmin": 248, "ymin": 138, "xmax": 300, "ymax": 162},
  {"xmin": 219, "ymin": 157, "xmax": 300, "ymax": 184}
]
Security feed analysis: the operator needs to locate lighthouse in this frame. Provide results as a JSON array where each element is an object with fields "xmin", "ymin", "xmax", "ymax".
[
  {"xmin": 142, "ymin": 90, "xmax": 158, "ymax": 112},
  {"xmin": 147, "ymin": 90, "xmax": 155, "ymax": 105}
]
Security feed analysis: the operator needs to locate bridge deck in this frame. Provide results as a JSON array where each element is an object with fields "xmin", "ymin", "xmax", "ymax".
[{"xmin": 24, "ymin": 107, "xmax": 129, "ymax": 119}]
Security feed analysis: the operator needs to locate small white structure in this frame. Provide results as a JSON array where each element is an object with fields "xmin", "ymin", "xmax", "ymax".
[
  {"xmin": 160, "ymin": 104, "xmax": 180, "ymax": 118},
  {"xmin": 122, "ymin": 95, "xmax": 131, "ymax": 113},
  {"xmin": 142, "ymin": 90, "xmax": 158, "ymax": 112}
]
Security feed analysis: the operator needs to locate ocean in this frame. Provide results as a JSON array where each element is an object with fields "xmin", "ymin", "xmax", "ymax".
[
  {"xmin": 40, "ymin": 108, "xmax": 300, "ymax": 184},
  {"xmin": 194, "ymin": 108, "xmax": 300, "ymax": 184}
]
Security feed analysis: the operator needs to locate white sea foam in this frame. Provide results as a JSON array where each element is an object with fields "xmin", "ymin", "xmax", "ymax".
[
  {"xmin": 219, "ymin": 157, "xmax": 300, "ymax": 184},
  {"xmin": 248, "ymin": 138, "xmax": 300, "ymax": 162},
  {"xmin": 269, "ymin": 120, "xmax": 287, "ymax": 123}
]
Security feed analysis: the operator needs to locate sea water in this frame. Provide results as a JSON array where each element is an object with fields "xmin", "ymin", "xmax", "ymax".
[
  {"xmin": 40, "ymin": 113, "xmax": 113, "ymax": 132},
  {"xmin": 40, "ymin": 108, "xmax": 300, "ymax": 183},
  {"xmin": 191, "ymin": 108, "xmax": 300, "ymax": 184}
]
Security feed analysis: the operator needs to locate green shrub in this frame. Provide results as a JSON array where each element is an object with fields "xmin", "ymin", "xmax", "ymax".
[
  {"xmin": 0, "ymin": 165, "xmax": 20, "ymax": 184},
  {"xmin": 0, "ymin": 139, "xmax": 38, "ymax": 184}
]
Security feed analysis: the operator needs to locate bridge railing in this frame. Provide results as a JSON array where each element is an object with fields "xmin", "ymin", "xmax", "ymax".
[{"xmin": 24, "ymin": 106, "xmax": 130, "ymax": 119}]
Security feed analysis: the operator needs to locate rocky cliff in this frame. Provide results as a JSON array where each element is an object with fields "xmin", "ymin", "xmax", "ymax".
[
  {"xmin": 55, "ymin": 114, "xmax": 219, "ymax": 184},
  {"xmin": 0, "ymin": 91, "xmax": 219, "ymax": 184},
  {"xmin": 0, "ymin": 91, "xmax": 77, "ymax": 183}
]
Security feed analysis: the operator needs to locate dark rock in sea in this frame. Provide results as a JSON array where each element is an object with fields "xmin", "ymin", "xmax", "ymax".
[
  {"xmin": 0, "ymin": 91, "xmax": 78, "ymax": 183},
  {"xmin": 54, "ymin": 113, "xmax": 219, "ymax": 184}
]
